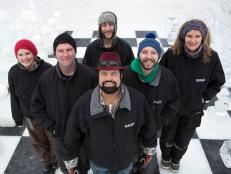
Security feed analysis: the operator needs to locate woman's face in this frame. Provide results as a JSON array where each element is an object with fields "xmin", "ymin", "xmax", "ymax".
[
  {"xmin": 17, "ymin": 49, "xmax": 36, "ymax": 70},
  {"xmin": 184, "ymin": 30, "xmax": 203, "ymax": 52}
]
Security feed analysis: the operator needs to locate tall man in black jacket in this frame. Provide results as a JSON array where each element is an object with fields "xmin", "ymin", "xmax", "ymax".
[
  {"xmin": 82, "ymin": 11, "xmax": 134, "ymax": 67},
  {"xmin": 123, "ymin": 33, "xmax": 180, "ymax": 174},
  {"xmin": 31, "ymin": 32, "xmax": 96, "ymax": 174},
  {"xmin": 63, "ymin": 52, "xmax": 157, "ymax": 174}
]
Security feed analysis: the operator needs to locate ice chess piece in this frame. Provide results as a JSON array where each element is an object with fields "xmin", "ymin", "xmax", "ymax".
[
  {"xmin": 220, "ymin": 139, "xmax": 231, "ymax": 168},
  {"xmin": 167, "ymin": 17, "xmax": 178, "ymax": 45}
]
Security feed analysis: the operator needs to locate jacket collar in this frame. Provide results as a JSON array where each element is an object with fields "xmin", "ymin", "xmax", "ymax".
[
  {"xmin": 90, "ymin": 84, "xmax": 131, "ymax": 117},
  {"xmin": 55, "ymin": 59, "xmax": 78, "ymax": 82},
  {"xmin": 18, "ymin": 57, "xmax": 42, "ymax": 72},
  {"xmin": 137, "ymin": 66, "xmax": 162, "ymax": 86},
  {"xmin": 97, "ymin": 36, "xmax": 118, "ymax": 49}
]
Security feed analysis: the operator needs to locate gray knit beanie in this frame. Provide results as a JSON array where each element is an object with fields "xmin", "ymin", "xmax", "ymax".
[
  {"xmin": 98, "ymin": 11, "xmax": 117, "ymax": 40},
  {"xmin": 179, "ymin": 19, "xmax": 208, "ymax": 41}
]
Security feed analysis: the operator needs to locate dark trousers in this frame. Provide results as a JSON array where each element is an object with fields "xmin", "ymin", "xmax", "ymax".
[
  {"xmin": 54, "ymin": 137, "xmax": 68, "ymax": 173},
  {"xmin": 24, "ymin": 117, "xmax": 57, "ymax": 168},
  {"xmin": 54, "ymin": 137, "xmax": 90, "ymax": 174},
  {"xmin": 160, "ymin": 113, "xmax": 202, "ymax": 164}
]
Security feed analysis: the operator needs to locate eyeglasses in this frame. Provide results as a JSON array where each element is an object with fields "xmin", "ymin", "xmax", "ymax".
[{"xmin": 97, "ymin": 60, "xmax": 121, "ymax": 67}]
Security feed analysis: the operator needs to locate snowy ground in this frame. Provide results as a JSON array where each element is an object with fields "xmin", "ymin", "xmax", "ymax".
[{"xmin": 0, "ymin": 0, "xmax": 231, "ymax": 173}]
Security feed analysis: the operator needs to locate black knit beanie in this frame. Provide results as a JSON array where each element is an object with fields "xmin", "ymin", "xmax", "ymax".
[{"xmin": 53, "ymin": 32, "xmax": 76, "ymax": 54}]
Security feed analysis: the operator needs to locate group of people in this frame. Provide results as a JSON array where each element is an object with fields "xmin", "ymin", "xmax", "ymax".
[{"xmin": 8, "ymin": 11, "xmax": 225, "ymax": 174}]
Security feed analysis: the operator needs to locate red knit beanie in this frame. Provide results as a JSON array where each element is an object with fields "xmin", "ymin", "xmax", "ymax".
[{"xmin": 14, "ymin": 39, "xmax": 38, "ymax": 58}]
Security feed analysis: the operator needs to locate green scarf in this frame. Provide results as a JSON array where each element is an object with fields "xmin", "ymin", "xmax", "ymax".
[{"xmin": 131, "ymin": 58, "xmax": 159, "ymax": 84}]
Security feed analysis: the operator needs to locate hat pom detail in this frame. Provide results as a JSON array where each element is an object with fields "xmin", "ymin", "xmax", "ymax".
[{"xmin": 145, "ymin": 32, "xmax": 156, "ymax": 39}]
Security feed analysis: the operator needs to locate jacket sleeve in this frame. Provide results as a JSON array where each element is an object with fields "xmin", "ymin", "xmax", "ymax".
[
  {"xmin": 159, "ymin": 49, "xmax": 170, "ymax": 68},
  {"xmin": 82, "ymin": 45, "xmax": 92, "ymax": 67},
  {"xmin": 64, "ymin": 101, "xmax": 85, "ymax": 162},
  {"xmin": 160, "ymin": 75, "xmax": 180, "ymax": 126},
  {"xmin": 30, "ymin": 79, "xmax": 55, "ymax": 130},
  {"xmin": 139, "ymin": 98, "xmax": 157, "ymax": 149},
  {"xmin": 125, "ymin": 45, "xmax": 135, "ymax": 66},
  {"xmin": 8, "ymin": 71, "xmax": 23, "ymax": 125},
  {"xmin": 202, "ymin": 54, "xmax": 225, "ymax": 100}
]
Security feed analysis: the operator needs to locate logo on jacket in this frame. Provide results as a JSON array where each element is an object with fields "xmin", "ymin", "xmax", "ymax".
[
  {"xmin": 196, "ymin": 78, "xmax": 206, "ymax": 82},
  {"xmin": 153, "ymin": 100, "xmax": 162, "ymax": 105},
  {"xmin": 125, "ymin": 122, "xmax": 135, "ymax": 128}
]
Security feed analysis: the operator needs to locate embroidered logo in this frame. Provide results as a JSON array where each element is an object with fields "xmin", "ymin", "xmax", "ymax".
[
  {"xmin": 153, "ymin": 100, "xmax": 162, "ymax": 105},
  {"xmin": 125, "ymin": 122, "xmax": 135, "ymax": 128},
  {"xmin": 196, "ymin": 78, "xmax": 205, "ymax": 82}
]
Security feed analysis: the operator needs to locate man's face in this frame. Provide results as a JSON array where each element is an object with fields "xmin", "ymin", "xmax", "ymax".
[
  {"xmin": 55, "ymin": 43, "xmax": 76, "ymax": 68},
  {"xmin": 101, "ymin": 22, "xmax": 115, "ymax": 39},
  {"xmin": 17, "ymin": 48, "xmax": 36, "ymax": 70},
  {"xmin": 139, "ymin": 46, "xmax": 159, "ymax": 71},
  {"xmin": 99, "ymin": 70, "xmax": 122, "ymax": 94}
]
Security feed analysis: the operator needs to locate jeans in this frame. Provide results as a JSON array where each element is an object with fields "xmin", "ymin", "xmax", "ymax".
[{"xmin": 90, "ymin": 161, "xmax": 132, "ymax": 174}]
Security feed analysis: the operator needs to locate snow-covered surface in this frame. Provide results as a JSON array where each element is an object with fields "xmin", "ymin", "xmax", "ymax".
[
  {"xmin": 0, "ymin": 0, "xmax": 231, "ymax": 173},
  {"xmin": 0, "ymin": 136, "xmax": 21, "ymax": 174}
]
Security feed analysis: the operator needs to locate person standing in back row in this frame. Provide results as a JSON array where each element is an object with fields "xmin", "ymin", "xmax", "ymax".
[
  {"xmin": 159, "ymin": 19, "xmax": 225, "ymax": 173},
  {"xmin": 82, "ymin": 11, "xmax": 134, "ymax": 67},
  {"xmin": 8, "ymin": 39, "xmax": 57, "ymax": 174}
]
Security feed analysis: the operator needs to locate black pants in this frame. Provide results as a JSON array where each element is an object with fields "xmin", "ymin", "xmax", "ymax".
[
  {"xmin": 54, "ymin": 137, "xmax": 68, "ymax": 174},
  {"xmin": 54, "ymin": 137, "xmax": 90, "ymax": 174},
  {"xmin": 160, "ymin": 112, "xmax": 203, "ymax": 164}
]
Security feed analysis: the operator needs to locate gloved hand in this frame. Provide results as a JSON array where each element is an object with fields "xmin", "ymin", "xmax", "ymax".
[
  {"xmin": 139, "ymin": 154, "xmax": 153, "ymax": 167},
  {"xmin": 68, "ymin": 168, "xmax": 78, "ymax": 174}
]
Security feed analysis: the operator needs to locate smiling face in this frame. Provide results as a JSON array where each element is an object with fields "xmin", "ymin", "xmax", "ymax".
[
  {"xmin": 101, "ymin": 22, "xmax": 115, "ymax": 40},
  {"xmin": 55, "ymin": 43, "xmax": 76, "ymax": 69},
  {"xmin": 16, "ymin": 49, "xmax": 36, "ymax": 70},
  {"xmin": 184, "ymin": 30, "xmax": 203, "ymax": 52},
  {"xmin": 99, "ymin": 70, "xmax": 122, "ymax": 94},
  {"xmin": 139, "ymin": 46, "xmax": 159, "ymax": 73}
]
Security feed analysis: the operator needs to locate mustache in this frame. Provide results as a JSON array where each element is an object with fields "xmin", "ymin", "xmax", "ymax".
[
  {"xmin": 141, "ymin": 59, "xmax": 156, "ymax": 63},
  {"xmin": 102, "ymin": 80, "xmax": 116, "ymax": 86}
]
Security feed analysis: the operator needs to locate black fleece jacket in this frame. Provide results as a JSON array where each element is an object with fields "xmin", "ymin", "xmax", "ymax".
[
  {"xmin": 64, "ymin": 85, "xmax": 157, "ymax": 171},
  {"xmin": 8, "ymin": 58, "xmax": 52, "ymax": 125},
  {"xmin": 31, "ymin": 61, "xmax": 96, "ymax": 139},
  {"xmin": 123, "ymin": 65, "xmax": 180, "ymax": 130},
  {"xmin": 82, "ymin": 37, "xmax": 134, "ymax": 67},
  {"xmin": 160, "ymin": 48, "xmax": 225, "ymax": 114}
]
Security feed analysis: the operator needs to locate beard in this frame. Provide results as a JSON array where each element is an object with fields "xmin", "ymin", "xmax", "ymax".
[
  {"xmin": 139, "ymin": 59, "xmax": 157, "ymax": 71},
  {"xmin": 100, "ymin": 81, "xmax": 121, "ymax": 94}
]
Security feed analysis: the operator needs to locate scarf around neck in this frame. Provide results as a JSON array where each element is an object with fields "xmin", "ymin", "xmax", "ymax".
[
  {"xmin": 184, "ymin": 45, "xmax": 203, "ymax": 59},
  {"xmin": 131, "ymin": 58, "xmax": 159, "ymax": 84}
]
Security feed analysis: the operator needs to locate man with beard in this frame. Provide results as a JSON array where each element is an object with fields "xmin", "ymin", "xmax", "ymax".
[
  {"xmin": 63, "ymin": 52, "xmax": 157, "ymax": 174},
  {"xmin": 123, "ymin": 33, "xmax": 180, "ymax": 174},
  {"xmin": 31, "ymin": 32, "xmax": 96, "ymax": 174},
  {"xmin": 82, "ymin": 11, "xmax": 134, "ymax": 67}
]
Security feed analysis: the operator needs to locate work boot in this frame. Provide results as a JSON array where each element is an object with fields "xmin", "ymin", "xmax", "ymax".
[
  {"xmin": 170, "ymin": 162, "xmax": 180, "ymax": 173},
  {"xmin": 160, "ymin": 158, "xmax": 171, "ymax": 169}
]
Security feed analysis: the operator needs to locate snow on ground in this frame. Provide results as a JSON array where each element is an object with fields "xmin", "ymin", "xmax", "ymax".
[{"xmin": 0, "ymin": 0, "xmax": 231, "ymax": 173}]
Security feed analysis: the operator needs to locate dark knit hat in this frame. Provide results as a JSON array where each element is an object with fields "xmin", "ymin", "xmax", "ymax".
[
  {"xmin": 53, "ymin": 32, "xmax": 76, "ymax": 54},
  {"xmin": 14, "ymin": 39, "xmax": 38, "ymax": 58},
  {"xmin": 179, "ymin": 19, "xmax": 208, "ymax": 41},
  {"xmin": 137, "ymin": 33, "xmax": 161, "ymax": 58},
  {"xmin": 96, "ymin": 52, "xmax": 122, "ymax": 70}
]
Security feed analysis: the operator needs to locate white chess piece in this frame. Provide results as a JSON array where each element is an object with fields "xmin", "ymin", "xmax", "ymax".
[
  {"xmin": 220, "ymin": 139, "xmax": 231, "ymax": 168},
  {"xmin": 167, "ymin": 18, "xmax": 178, "ymax": 45}
]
